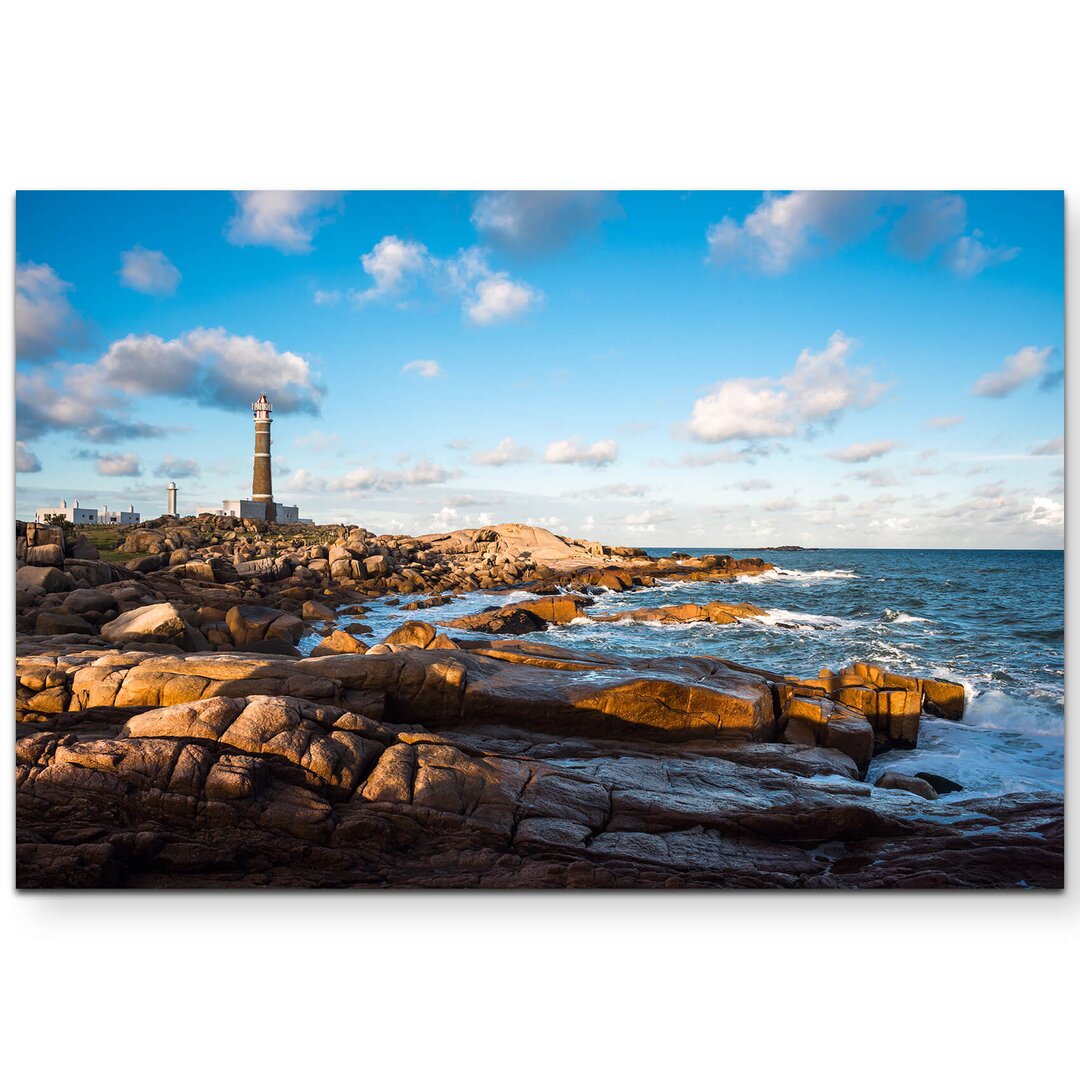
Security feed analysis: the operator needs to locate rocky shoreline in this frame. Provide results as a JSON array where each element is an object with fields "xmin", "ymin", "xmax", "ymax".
[{"xmin": 14, "ymin": 518, "xmax": 1064, "ymax": 888}]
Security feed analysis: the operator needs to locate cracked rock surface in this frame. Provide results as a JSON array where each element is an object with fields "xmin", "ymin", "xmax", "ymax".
[{"xmin": 16, "ymin": 640, "xmax": 1062, "ymax": 888}]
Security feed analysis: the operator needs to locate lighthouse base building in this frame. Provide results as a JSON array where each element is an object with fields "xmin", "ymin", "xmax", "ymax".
[{"xmin": 198, "ymin": 498, "xmax": 307, "ymax": 523}]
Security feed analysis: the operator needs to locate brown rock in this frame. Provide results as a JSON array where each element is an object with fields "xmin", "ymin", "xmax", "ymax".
[
  {"xmin": 15, "ymin": 565, "xmax": 76, "ymax": 594},
  {"xmin": 100, "ymin": 602, "xmax": 208, "ymax": 652},
  {"xmin": 311, "ymin": 631, "xmax": 369, "ymax": 656},
  {"xmin": 875, "ymin": 772, "xmax": 939, "ymax": 800}
]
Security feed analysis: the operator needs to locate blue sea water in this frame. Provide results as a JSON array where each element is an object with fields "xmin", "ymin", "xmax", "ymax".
[{"xmin": 301, "ymin": 548, "xmax": 1065, "ymax": 800}]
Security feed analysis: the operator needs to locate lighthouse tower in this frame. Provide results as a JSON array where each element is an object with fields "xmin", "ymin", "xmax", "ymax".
[{"xmin": 251, "ymin": 393, "xmax": 276, "ymax": 522}]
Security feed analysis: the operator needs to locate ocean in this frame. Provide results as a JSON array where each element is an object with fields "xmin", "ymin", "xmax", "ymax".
[{"xmin": 300, "ymin": 548, "xmax": 1065, "ymax": 802}]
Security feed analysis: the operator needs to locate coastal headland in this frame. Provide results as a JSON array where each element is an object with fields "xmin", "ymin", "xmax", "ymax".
[{"xmin": 15, "ymin": 518, "xmax": 1063, "ymax": 888}]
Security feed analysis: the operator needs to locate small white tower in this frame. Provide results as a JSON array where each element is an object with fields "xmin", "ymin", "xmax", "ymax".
[{"xmin": 167, "ymin": 482, "xmax": 178, "ymax": 517}]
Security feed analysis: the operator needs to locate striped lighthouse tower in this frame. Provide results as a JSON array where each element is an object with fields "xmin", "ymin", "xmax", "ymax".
[{"xmin": 251, "ymin": 393, "xmax": 276, "ymax": 522}]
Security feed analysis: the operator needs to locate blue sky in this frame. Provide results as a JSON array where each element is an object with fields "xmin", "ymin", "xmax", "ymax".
[{"xmin": 15, "ymin": 190, "xmax": 1063, "ymax": 547}]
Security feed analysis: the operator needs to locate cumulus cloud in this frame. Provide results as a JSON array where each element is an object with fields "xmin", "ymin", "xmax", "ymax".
[
  {"xmin": 545, "ymin": 436, "xmax": 618, "ymax": 467},
  {"xmin": 943, "ymin": 232, "xmax": 1020, "ymax": 277},
  {"xmin": 471, "ymin": 191, "xmax": 619, "ymax": 253},
  {"xmin": 972, "ymin": 346, "xmax": 1053, "ymax": 397},
  {"xmin": 827, "ymin": 439, "xmax": 898, "ymax": 463},
  {"xmin": 402, "ymin": 359, "xmax": 443, "ymax": 378},
  {"xmin": 925, "ymin": 415, "xmax": 965, "ymax": 429},
  {"xmin": 1032, "ymin": 436, "xmax": 1064, "ymax": 456},
  {"xmin": 707, "ymin": 191, "xmax": 1016, "ymax": 277},
  {"xmin": 465, "ymin": 274, "xmax": 542, "ymax": 326},
  {"xmin": 623, "ymin": 506, "xmax": 675, "ymax": 533},
  {"xmin": 354, "ymin": 236, "xmax": 431, "ymax": 303},
  {"xmin": 82, "ymin": 327, "xmax": 323, "ymax": 413},
  {"xmin": 15, "ymin": 262, "xmax": 85, "ymax": 360},
  {"xmin": 1022, "ymin": 497, "xmax": 1064, "ymax": 528},
  {"xmin": 473, "ymin": 437, "xmax": 533, "ymax": 466},
  {"xmin": 153, "ymin": 456, "xmax": 200, "ymax": 479},
  {"xmin": 90, "ymin": 452, "xmax": 141, "ymax": 477},
  {"xmin": 226, "ymin": 191, "xmax": 340, "ymax": 254},
  {"xmin": 685, "ymin": 332, "xmax": 886, "ymax": 443},
  {"xmin": 15, "ymin": 441, "xmax": 42, "ymax": 473},
  {"xmin": 351, "ymin": 236, "xmax": 542, "ymax": 326},
  {"xmin": 707, "ymin": 191, "xmax": 884, "ymax": 273},
  {"xmin": 119, "ymin": 246, "xmax": 181, "ymax": 295},
  {"xmin": 16, "ymin": 328, "xmax": 322, "ymax": 444}
]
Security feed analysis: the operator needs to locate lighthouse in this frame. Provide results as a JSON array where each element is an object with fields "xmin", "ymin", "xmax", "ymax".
[{"xmin": 251, "ymin": 393, "xmax": 276, "ymax": 522}]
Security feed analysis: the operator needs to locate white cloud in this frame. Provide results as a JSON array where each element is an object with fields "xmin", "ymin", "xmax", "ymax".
[
  {"xmin": 15, "ymin": 262, "xmax": 84, "ymax": 360},
  {"xmin": 402, "ymin": 359, "xmax": 443, "ymax": 378},
  {"xmin": 226, "ymin": 191, "xmax": 339, "ymax": 254},
  {"xmin": 94, "ymin": 452, "xmax": 141, "ymax": 477},
  {"xmin": 17, "ymin": 327, "xmax": 322, "ymax": 443},
  {"xmin": 623, "ymin": 506, "xmax": 675, "ymax": 533},
  {"xmin": 15, "ymin": 441, "xmax": 42, "ymax": 473},
  {"xmin": 465, "ymin": 273, "xmax": 542, "ymax": 326},
  {"xmin": 925, "ymin": 415, "xmax": 965, "ymax": 429},
  {"xmin": 471, "ymin": 191, "xmax": 619, "ymax": 252},
  {"xmin": 827, "ymin": 439, "xmax": 898, "ymax": 463},
  {"xmin": 706, "ymin": 191, "xmax": 1016, "ymax": 278},
  {"xmin": 473, "ymin": 437, "xmax": 533, "ymax": 466},
  {"xmin": 1022, "ymin": 497, "xmax": 1064, "ymax": 528},
  {"xmin": 944, "ymin": 233, "xmax": 1020, "ymax": 277},
  {"xmin": 354, "ymin": 236, "xmax": 431, "ymax": 302},
  {"xmin": 153, "ymin": 456, "xmax": 200, "ymax": 478},
  {"xmin": 1032, "ymin": 436, "xmax": 1064, "ymax": 456},
  {"xmin": 685, "ymin": 332, "xmax": 886, "ymax": 443},
  {"xmin": 972, "ymin": 346, "xmax": 1053, "ymax": 397},
  {"xmin": 119, "ymin": 246, "xmax": 181, "ymax": 295},
  {"xmin": 706, "ymin": 191, "xmax": 884, "ymax": 273},
  {"xmin": 728, "ymin": 478, "xmax": 772, "ymax": 491},
  {"xmin": 16, "ymin": 370, "xmax": 114, "ymax": 441},
  {"xmin": 545, "ymin": 436, "xmax": 618, "ymax": 467},
  {"xmin": 86, "ymin": 327, "xmax": 323, "ymax": 413},
  {"xmin": 351, "ymin": 236, "xmax": 542, "ymax": 326},
  {"xmin": 313, "ymin": 289, "xmax": 341, "ymax": 306}
]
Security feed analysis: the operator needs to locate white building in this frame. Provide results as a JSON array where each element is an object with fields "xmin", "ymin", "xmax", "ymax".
[
  {"xmin": 99, "ymin": 504, "xmax": 141, "ymax": 525},
  {"xmin": 34, "ymin": 499, "xmax": 140, "ymax": 525}
]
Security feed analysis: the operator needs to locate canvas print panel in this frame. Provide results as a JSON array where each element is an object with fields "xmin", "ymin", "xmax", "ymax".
[{"xmin": 14, "ymin": 190, "xmax": 1064, "ymax": 888}]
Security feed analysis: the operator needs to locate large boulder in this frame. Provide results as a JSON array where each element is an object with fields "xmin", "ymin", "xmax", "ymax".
[
  {"xmin": 15, "ymin": 565, "xmax": 76, "ymax": 594},
  {"xmin": 25, "ymin": 543, "xmax": 66, "ymax": 568},
  {"xmin": 127, "ymin": 555, "xmax": 163, "ymax": 573},
  {"xmin": 34, "ymin": 611, "xmax": 95, "ymax": 637},
  {"xmin": 311, "ymin": 630, "xmax": 369, "ymax": 656},
  {"xmin": 226, "ymin": 605, "xmax": 289, "ymax": 647},
  {"xmin": 101, "ymin": 602, "xmax": 208, "ymax": 652}
]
